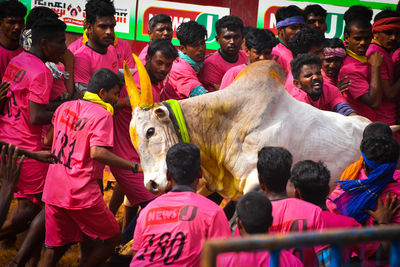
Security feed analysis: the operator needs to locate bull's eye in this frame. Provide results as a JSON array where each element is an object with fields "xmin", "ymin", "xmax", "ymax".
[{"xmin": 146, "ymin": 127, "xmax": 155, "ymax": 139}]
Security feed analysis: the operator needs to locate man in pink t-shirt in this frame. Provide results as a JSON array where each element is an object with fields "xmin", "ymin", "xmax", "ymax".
[
  {"xmin": 138, "ymin": 14, "xmax": 173, "ymax": 64},
  {"xmin": 271, "ymin": 5, "xmax": 304, "ymax": 77},
  {"xmin": 199, "ymin": 16, "xmax": 247, "ymax": 91},
  {"xmin": 130, "ymin": 143, "xmax": 231, "ymax": 267},
  {"xmin": 111, "ymin": 39, "xmax": 178, "ymax": 217},
  {"xmin": 40, "ymin": 68, "xmax": 139, "ymax": 267},
  {"xmin": 163, "ymin": 21, "xmax": 208, "ymax": 100},
  {"xmin": 0, "ymin": 1, "xmax": 26, "ymax": 80},
  {"xmin": 220, "ymin": 28, "xmax": 278, "ymax": 90},
  {"xmin": 217, "ymin": 191, "xmax": 302, "ymax": 267},
  {"xmin": 290, "ymin": 53, "xmax": 356, "ymax": 115}
]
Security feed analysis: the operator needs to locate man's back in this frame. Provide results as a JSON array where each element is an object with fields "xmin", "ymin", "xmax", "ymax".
[{"xmin": 131, "ymin": 189, "xmax": 231, "ymax": 267}]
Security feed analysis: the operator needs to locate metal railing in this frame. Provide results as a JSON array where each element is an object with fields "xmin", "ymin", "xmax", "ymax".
[{"xmin": 202, "ymin": 225, "xmax": 400, "ymax": 267}]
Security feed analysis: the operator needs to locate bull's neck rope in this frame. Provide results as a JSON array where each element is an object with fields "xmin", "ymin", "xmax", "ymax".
[{"xmin": 164, "ymin": 99, "xmax": 190, "ymax": 143}]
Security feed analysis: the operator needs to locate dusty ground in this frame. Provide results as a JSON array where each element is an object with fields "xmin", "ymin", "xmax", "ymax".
[{"xmin": 0, "ymin": 167, "xmax": 123, "ymax": 267}]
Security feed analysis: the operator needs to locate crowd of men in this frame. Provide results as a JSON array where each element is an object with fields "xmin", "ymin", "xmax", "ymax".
[{"xmin": 0, "ymin": 0, "xmax": 400, "ymax": 266}]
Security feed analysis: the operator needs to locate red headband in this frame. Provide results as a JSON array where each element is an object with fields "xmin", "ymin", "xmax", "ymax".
[{"xmin": 372, "ymin": 17, "xmax": 400, "ymax": 32}]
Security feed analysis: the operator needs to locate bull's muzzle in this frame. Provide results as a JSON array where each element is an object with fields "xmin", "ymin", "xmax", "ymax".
[{"xmin": 146, "ymin": 180, "xmax": 160, "ymax": 194}]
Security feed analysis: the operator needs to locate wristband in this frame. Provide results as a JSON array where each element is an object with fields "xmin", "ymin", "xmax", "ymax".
[
  {"xmin": 120, "ymin": 97, "xmax": 127, "ymax": 107},
  {"xmin": 132, "ymin": 162, "xmax": 138, "ymax": 173}
]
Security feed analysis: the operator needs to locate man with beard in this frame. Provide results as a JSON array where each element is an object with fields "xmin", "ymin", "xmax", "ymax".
[
  {"xmin": 198, "ymin": 16, "xmax": 247, "ymax": 91},
  {"xmin": 73, "ymin": 0, "xmax": 118, "ymax": 93},
  {"xmin": 291, "ymin": 54, "xmax": 355, "ymax": 115},
  {"xmin": 0, "ymin": 0, "xmax": 27, "ymax": 80}
]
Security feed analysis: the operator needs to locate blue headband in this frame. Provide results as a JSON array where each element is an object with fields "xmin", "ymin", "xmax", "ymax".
[{"xmin": 276, "ymin": 16, "xmax": 304, "ymax": 28}]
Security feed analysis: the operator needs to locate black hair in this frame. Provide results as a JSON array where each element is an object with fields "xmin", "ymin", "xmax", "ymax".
[
  {"xmin": 215, "ymin": 15, "xmax": 244, "ymax": 36},
  {"xmin": 237, "ymin": 191, "xmax": 273, "ymax": 234},
  {"xmin": 374, "ymin": 9, "xmax": 400, "ymax": 22},
  {"xmin": 148, "ymin": 14, "xmax": 172, "ymax": 31},
  {"xmin": 361, "ymin": 136, "xmax": 399, "ymax": 165},
  {"xmin": 344, "ymin": 5, "xmax": 373, "ymax": 35},
  {"xmin": 31, "ymin": 17, "xmax": 66, "ymax": 46},
  {"xmin": 245, "ymin": 28, "xmax": 278, "ymax": 52},
  {"xmin": 176, "ymin": 20, "xmax": 207, "ymax": 46},
  {"xmin": 87, "ymin": 68, "xmax": 123, "ymax": 94},
  {"xmin": 85, "ymin": 0, "xmax": 116, "ymax": 25},
  {"xmin": 147, "ymin": 38, "xmax": 178, "ymax": 61},
  {"xmin": 26, "ymin": 7, "xmax": 58, "ymax": 29},
  {"xmin": 0, "ymin": 0, "xmax": 27, "ymax": 19},
  {"xmin": 362, "ymin": 122, "xmax": 392, "ymax": 140},
  {"xmin": 166, "ymin": 143, "xmax": 201, "ymax": 186},
  {"xmin": 276, "ymin": 5, "xmax": 303, "ymax": 23},
  {"xmin": 291, "ymin": 53, "xmax": 322, "ymax": 80},
  {"xmin": 288, "ymin": 27, "xmax": 325, "ymax": 57},
  {"xmin": 304, "ymin": 4, "xmax": 327, "ymax": 19},
  {"xmin": 323, "ymin": 38, "xmax": 345, "ymax": 49},
  {"xmin": 243, "ymin": 26, "xmax": 254, "ymax": 39},
  {"xmin": 257, "ymin": 147, "xmax": 293, "ymax": 194},
  {"xmin": 290, "ymin": 160, "xmax": 331, "ymax": 206}
]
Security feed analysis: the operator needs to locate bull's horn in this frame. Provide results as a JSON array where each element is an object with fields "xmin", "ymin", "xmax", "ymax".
[
  {"xmin": 131, "ymin": 53, "xmax": 154, "ymax": 108},
  {"xmin": 123, "ymin": 61, "xmax": 140, "ymax": 108}
]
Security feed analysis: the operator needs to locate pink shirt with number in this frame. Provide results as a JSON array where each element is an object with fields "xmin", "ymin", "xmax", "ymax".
[
  {"xmin": 130, "ymin": 190, "xmax": 231, "ymax": 267},
  {"xmin": 339, "ymin": 55, "xmax": 376, "ymax": 121},
  {"xmin": 42, "ymin": 100, "xmax": 113, "ymax": 209},
  {"xmin": 199, "ymin": 50, "xmax": 247, "ymax": 92},
  {"xmin": 220, "ymin": 63, "xmax": 246, "ymax": 90},
  {"xmin": 0, "ymin": 44, "xmax": 23, "ymax": 80},
  {"xmin": 366, "ymin": 43, "xmax": 396, "ymax": 126},
  {"xmin": 289, "ymin": 83, "xmax": 346, "ymax": 112},
  {"xmin": 271, "ymin": 42, "xmax": 293, "ymax": 77},
  {"xmin": 217, "ymin": 249, "xmax": 303, "ymax": 267},
  {"xmin": 73, "ymin": 44, "xmax": 118, "ymax": 85}
]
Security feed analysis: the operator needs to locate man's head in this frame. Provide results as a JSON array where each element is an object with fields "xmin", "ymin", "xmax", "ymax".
[
  {"xmin": 145, "ymin": 38, "xmax": 178, "ymax": 83},
  {"xmin": 0, "ymin": 0, "xmax": 27, "ymax": 42},
  {"xmin": 257, "ymin": 146, "xmax": 293, "ymax": 195},
  {"xmin": 87, "ymin": 68, "xmax": 122, "ymax": 105},
  {"xmin": 363, "ymin": 121, "xmax": 392, "ymax": 140},
  {"xmin": 322, "ymin": 38, "xmax": 346, "ymax": 79},
  {"xmin": 275, "ymin": 5, "xmax": 304, "ymax": 45},
  {"xmin": 290, "ymin": 160, "xmax": 330, "ymax": 207},
  {"xmin": 26, "ymin": 7, "xmax": 58, "ymax": 29},
  {"xmin": 304, "ymin": 4, "xmax": 327, "ymax": 33},
  {"xmin": 291, "ymin": 54, "xmax": 323, "ymax": 101},
  {"xmin": 372, "ymin": 10, "xmax": 400, "ymax": 51},
  {"xmin": 215, "ymin": 16, "xmax": 244, "ymax": 58},
  {"xmin": 288, "ymin": 27, "xmax": 325, "ymax": 58},
  {"xmin": 245, "ymin": 28, "xmax": 278, "ymax": 63},
  {"xmin": 85, "ymin": 0, "xmax": 116, "ymax": 48},
  {"xmin": 344, "ymin": 5, "xmax": 373, "ymax": 56},
  {"xmin": 236, "ymin": 191, "xmax": 273, "ymax": 235},
  {"xmin": 148, "ymin": 14, "xmax": 173, "ymax": 42},
  {"xmin": 361, "ymin": 135, "xmax": 399, "ymax": 175},
  {"xmin": 241, "ymin": 25, "xmax": 254, "ymax": 50},
  {"xmin": 177, "ymin": 21, "xmax": 207, "ymax": 63},
  {"xmin": 166, "ymin": 143, "xmax": 202, "ymax": 187},
  {"xmin": 31, "ymin": 18, "xmax": 66, "ymax": 63}
]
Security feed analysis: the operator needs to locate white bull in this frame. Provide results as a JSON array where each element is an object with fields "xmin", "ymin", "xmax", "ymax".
[{"xmin": 124, "ymin": 57, "xmax": 370, "ymax": 201}]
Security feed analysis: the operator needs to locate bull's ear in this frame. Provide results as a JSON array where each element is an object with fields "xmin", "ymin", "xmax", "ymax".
[{"xmin": 154, "ymin": 106, "xmax": 170, "ymax": 122}]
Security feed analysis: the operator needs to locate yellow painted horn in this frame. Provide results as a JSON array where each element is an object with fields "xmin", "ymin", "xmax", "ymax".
[
  {"xmin": 123, "ymin": 61, "xmax": 140, "ymax": 108},
  {"xmin": 131, "ymin": 53, "xmax": 154, "ymax": 108}
]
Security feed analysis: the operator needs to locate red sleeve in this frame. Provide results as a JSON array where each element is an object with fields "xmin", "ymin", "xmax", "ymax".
[
  {"xmin": 28, "ymin": 70, "xmax": 53, "ymax": 104},
  {"xmin": 174, "ymin": 64, "xmax": 203, "ymax": 98},
  {"xmin": 342, "ymin": 67, "xmax": 370, "ymax": 99},
  {"xmin": 199, "ymin": 54, "xmax": 220, "ymax": 91},
  {"xmin": 326, "ymin": 84, "xmax": 346, "ymax": 110},
  {"xmin": 89, "ymin": 111, "xmax": 114, "ymax": 148},
  {"xmin": 74, "ymin": 52, "xmax": 92, "ymax": 84},
  {"xmin": 207, "ymin": 209, "xmax": 231, "ymax": 239}
]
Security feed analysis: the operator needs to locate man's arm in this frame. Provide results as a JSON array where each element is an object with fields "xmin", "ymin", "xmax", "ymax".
[
  {"xmin": 61, "ymin": 49, "xmax": 75, "ymax": 99},
  {"xmin": 90, "ymin": 146, "xmax": 141, "ymax": 172},
  {"xmin": 381, "ymin": 78, "xmax": 400, "ymax": 100},
  {"xmin": 29, "ymin": 101, "xmax": 54, "ymax": 125},
  {"xmin": 0, "ymin": 141, "xmax": 57, "ymax": 163}
]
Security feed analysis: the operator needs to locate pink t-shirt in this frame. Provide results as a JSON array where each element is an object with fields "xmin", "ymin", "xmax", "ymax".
[
  {"xmin": 42, "ymin": 100, "xmax": 114, "ymax": 209},
  {"xmin": 162, "ymin": 57, "xmax": 203, "ymax": 100},
  {"xmin": 139, "ymin": 44, "xmax": 149, "ymax": 64},
  {"xmin": 366, "ymin": 43, "xmax": 396, "ymax": 126},
  {"xmin": 271, "ymin": 42, "xmax": 293, "ymax": 77},
  {"xmin": 220, "ymin": 63, "xmax": 246, "ymax": 90},
  {"xmin": 199, "ymin": 50, "xmax": 247, "ymax": 92},
  {"xmin": 339, "ymin": 55, "xmax": 376, "ymax": 121},
  {"xmin": 73, "ymin": 44, "xmax": 118, "ymax": 85},
  {"xmin": 289, "ymin": 83, "xmax": 346, "ymax": 112},
  {"xmin": 67, "ymin": 37, "xmax": 84, "ymax": 54},
  {"xmin": 217, "ymin": 249, "xmax": 303, "ymax": 267},
  {"xmin": 0, "ymin": 43, "xmax": 23, "ymax": 80},
  {"xmin": 0, "ymin": 51, "xmax": 53, "ymax": 151},
  {"xmin": 392, "ymin": 48, "xmax": 400, "ymax": 79},
  {"xmin": 131, "ymin": 190, "xmax": 231, "ymax": 267}
]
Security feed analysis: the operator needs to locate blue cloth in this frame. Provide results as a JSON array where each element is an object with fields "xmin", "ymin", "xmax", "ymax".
[
  {"xmin": 178, "ymin": 51, "xmax": 203, "ymax": 73},
  {"xmin": 276, "ymin": 16, "xmax": 304, "ymax": 28},
  {"xmin": 189, "ymin": 85, "xmax": 207, "ymax": 97},
  {"xmin": 334, "ymin": 152, "xmax": 397, "ymax": 223},
  {"xmin": 333, "ymin": 102, "xmax": 355, "ymax": 116}
]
